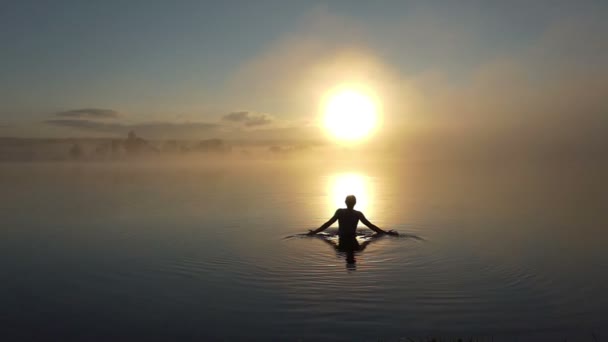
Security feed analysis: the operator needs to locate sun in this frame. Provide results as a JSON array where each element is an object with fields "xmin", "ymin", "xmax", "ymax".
[{"xmin": 322, "ymin": 87, "xmax": 379, "ymax": 141}]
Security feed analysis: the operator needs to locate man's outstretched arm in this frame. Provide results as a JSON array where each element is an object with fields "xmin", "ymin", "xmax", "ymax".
[
  {"xmin": 308, "ymin": 210, "xmax": 339, "ymax": 235},
  {"xmin": 358, "ymin": 212, "xmax": 396, "ymax": 235}
]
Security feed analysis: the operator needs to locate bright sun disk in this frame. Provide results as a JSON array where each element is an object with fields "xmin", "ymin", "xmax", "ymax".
[{"xmin": 323, "ymin": 88, "xmax": 378, "ymax": 141}]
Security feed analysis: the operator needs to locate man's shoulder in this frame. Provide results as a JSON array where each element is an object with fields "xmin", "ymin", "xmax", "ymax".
[{"xmin": 351, "ymin": 210, "xmax": 364, "ymax": 218}]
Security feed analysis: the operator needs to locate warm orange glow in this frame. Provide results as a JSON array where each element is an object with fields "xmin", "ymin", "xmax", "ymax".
[
  {"xmin": 326, "ymin": 173, "xmax": 374, "ymax": 220},
  {"xmin": 322, "ymin": 86, "xmax": 379, "ymax": 141}
]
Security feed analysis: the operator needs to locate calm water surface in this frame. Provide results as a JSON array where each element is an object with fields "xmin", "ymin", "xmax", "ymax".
[{"xmin": 1, "ymin": 161, "xmax": 607, "ymax": 341}]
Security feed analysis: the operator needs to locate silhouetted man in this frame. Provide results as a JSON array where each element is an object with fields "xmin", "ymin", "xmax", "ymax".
[{"xmin": 307, "ymin": 195, "xmax": 397, "ymax": 263}]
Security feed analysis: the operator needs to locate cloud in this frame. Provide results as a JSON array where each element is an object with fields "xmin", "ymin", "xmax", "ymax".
[
  {"xmin": 222, "ymin": 111, "xmax": 272, "ymax": 127},
  {"xmin": 222, "ymin": 111, "xmax": 249, "ymax": 122},
  {"xmin": 44, "ymin": 110, "xmax": 279, "ymax": 139},
  {"xmin": 55, "ymin": 108, "xmax": 120, "ymax": 119},
  {"xmin": 45, "ymin": 119, "xmax": 219, "ymax": 138},
  {"xmin": 244, "ymin": 116, "xmax": 272, "ymax": 127}
]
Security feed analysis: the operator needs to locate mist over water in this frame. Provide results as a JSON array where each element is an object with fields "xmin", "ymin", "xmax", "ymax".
[{"xmin": 1, "ymin": 160, "xmax": 607, "ymax": 341}]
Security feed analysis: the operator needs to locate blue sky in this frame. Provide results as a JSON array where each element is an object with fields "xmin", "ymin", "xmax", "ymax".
[{"xmin": 1, "ymin": 0, "xmax": 606, "ymax": 140}]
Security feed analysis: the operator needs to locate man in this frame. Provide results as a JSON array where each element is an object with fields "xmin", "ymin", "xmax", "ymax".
[
  {"xmin": 308, "ymin": 195, "xmax": 398, "ymax": 238},
  {"xmin": 307, "ymin": 195, "xmax": 397, "ymax": 264}
]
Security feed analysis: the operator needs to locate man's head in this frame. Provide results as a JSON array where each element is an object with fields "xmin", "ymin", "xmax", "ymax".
[{"xmin": 345, "ymin": 195, "xmax": 357, "ymax": 209}]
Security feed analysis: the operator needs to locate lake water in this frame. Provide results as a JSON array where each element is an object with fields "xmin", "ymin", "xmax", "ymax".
[{"xmin": 1, "ymin": 160, "xmax": 607, "ymax": 341}]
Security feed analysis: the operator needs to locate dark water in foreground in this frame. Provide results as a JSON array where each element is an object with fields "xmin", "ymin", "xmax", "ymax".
[{"xmin": 1, "ymin": 161, "xmax": 607, "ymax": 341}]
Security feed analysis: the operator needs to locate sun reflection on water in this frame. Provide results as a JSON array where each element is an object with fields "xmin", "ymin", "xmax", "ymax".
[{"xmin": 326, "ymin": 173, "xmax": 375, "ymax": 220}]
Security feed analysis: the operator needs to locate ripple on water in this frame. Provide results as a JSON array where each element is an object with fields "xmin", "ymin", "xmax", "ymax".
[
  {"xmin": 273, "ymin": 229, "xmax": 601, "ymax": 336},
  {"xmin": 127, "ymin": 227, "xmax": 604, "ymax": 338}
]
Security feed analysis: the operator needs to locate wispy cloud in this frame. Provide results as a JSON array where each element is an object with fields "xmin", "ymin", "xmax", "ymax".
[
  {"xmin": 45, "ymin": 119, "xmax": 218, "ymax": 138},
  {"xmin": 222, "ymin": 111, "xmax": 272, "ymax": 127},
  {"xmin": 244, "ymin": 116, "xmax": 272, "ymax": 127},
  {"xmin": 222, "ymin": 112, "xmax": 249, "ymax": 122},
  {"xmin": 43, "ymin": 109, "xmax": 282, "ymax": 139},
  {"xmin": 55, "ymin": 108, "xmax": 120, "ymax": 119}
]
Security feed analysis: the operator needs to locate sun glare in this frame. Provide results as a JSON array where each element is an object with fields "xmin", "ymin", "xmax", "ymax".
[
  {"xmin": 327, "ymin": 173, "xmax": 374, "ymax": 218},
  {"xmin": 323, "ymin": 87, "xmax": 379, "ymax": 141}
]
